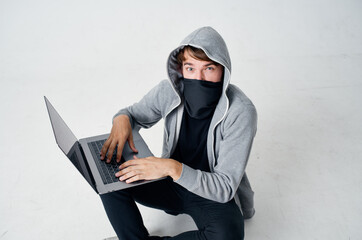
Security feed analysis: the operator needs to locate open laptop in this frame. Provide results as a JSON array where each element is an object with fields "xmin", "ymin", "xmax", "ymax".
[{"xmin": 44, "ymin": 96, "xmax": 162, "ymax": 194}]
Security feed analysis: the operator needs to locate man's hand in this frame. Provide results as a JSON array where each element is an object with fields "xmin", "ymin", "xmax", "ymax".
[
  {"xmin": 100, "ymin": 115, "xmax": 138, "ymax": 163},
  {"xmin": 115, "ymin": 156, "xmax": 182, "ymax": 183}
]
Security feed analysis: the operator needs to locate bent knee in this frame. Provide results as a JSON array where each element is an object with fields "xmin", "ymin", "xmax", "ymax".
[{"xmin": 204, "ymin": 218, "xmax": 244, "ymax": 240}]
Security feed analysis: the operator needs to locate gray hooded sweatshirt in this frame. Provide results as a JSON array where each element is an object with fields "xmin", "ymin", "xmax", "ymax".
[{"xmin": 114, "ymin": 26, "xmax": 257, "ymax": 219}]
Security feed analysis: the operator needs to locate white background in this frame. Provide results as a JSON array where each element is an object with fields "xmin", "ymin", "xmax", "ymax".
[{"xmin": 1, "ymin": 0, "xmax": 361, "ymax": 239}]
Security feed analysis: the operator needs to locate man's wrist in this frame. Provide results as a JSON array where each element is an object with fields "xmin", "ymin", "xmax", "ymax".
[
  {"xmin": 168, "ymin": 159, "xmax": 182, "ymax": 181},
  {"xmin": 114, "ymin": 114, "xmax": 129, "ymax": 123}
]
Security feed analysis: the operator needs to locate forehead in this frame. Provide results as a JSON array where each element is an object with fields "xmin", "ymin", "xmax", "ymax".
[{"xmin": 183, "ymin": 50, "xmax": 215, "ymax": 65}]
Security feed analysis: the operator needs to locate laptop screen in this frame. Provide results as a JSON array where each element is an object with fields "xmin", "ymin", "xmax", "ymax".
[
  {"xmin": 44, "ymin": 96, "xmax": 78, "ymax": 155},
  {"xmin": 45, "ymin": 96, "xmax": 97, "ymax": 193}
]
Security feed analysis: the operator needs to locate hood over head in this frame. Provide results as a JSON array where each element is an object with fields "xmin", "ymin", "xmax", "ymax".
[{"xmin": 167, "ymin": 26, "xmax": 232, "ymax": 95}]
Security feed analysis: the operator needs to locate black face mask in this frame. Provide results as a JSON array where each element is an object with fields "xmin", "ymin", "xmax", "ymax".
[{"xmin": 182, "ymin": 78, "xmax": 223, "ymax": 119}]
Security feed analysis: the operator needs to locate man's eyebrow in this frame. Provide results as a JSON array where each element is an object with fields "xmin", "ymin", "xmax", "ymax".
[
  {"xmin": 183, "ymin": 62, "xmax": 217, "ymax": 66},
  {"xmin": 183, "ymin": 62, "xmax": 194, "ymax": 66},
  {"xmin": 204, "ymin": 62, "xmax": 217, "ymax": 67}
]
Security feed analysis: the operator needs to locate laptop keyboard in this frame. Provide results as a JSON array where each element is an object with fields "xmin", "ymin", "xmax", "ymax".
[{"xmin": 88, "ymin": 139, "xmax": 125, "ymax": 185}]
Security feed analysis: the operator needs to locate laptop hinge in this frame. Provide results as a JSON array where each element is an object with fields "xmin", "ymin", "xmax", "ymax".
[{"xmin": 77, "ymin": 142, "xmax": 98, "ymax": 194}]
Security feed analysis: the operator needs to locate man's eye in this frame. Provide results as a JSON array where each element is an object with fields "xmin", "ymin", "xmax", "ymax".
[
  {"xmin": 186, "ymin": 67, "xmax": 193, "ymax": 71},
  {"xmin": 206, "ymin": 67, "xmax": 214, "ymax": 70}
]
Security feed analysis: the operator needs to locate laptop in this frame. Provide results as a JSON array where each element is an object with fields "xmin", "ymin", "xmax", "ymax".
[{"xmin": 44, "ymin": 96, "xmax": 162, "ymax": 194}]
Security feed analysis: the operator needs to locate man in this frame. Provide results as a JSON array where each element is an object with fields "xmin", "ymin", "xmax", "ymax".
[{"xmin": 100, "ymin": 26, "xmax": 257, "ymax": 240}]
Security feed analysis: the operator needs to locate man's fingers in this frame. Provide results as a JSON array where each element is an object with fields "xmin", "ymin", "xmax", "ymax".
[
  {"xmin": 117, "ymin": 170, "xmax": 141, "ymax": 183},
  {"xmin": 116, "ymin": 138, "xmax": 126, "ymax": 163},
  {"xmin": 107, "ymin": 141, "xmax": 117, "ymax": 163},
  {"xmin": 119, "ymin": 159, "xmax": 134, "ymax": 169},
  {"xmin": 125, "ymin": 175, "xmax": 142, "ymax": 184},
  {"xmin": 128, "ymin": 135, "xmax": 138, "ymax": 153},
  {"xmin": 117, "ymin": 169, "xmax": 140, "ymax": 181},
  {"xmin": 100, "ymin": 137, "xmax": 112, "ymax": 160}
]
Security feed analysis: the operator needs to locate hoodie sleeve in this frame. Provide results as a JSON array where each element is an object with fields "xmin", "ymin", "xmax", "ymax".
[
  {"xmin": 113, "ymin": 80, "xmax": 175, "ymax": 129},
  {"xmin": 175, "ymin": 104, "xmax": 257, "ymax": 203}
]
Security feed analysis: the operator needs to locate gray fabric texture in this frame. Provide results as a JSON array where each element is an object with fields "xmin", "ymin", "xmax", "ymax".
[{"xmin": 113, "ymin": 26, "xmax": 257, "ymax": 219}]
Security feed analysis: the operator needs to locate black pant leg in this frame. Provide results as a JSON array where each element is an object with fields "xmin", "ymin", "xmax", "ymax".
[
  {"xmin": 128, "ymin": 178, "xmax": 185, "ymax": 215},
  {"xmin": 170, "ymin": 192, "xmax": 244, "ymax": 240},
  {"xmin": 101, "ymin": 178, "xmax": 244, "ymax": 240},
  {"xmin": 100, "ymin": 178, "xmax": 185, "ymax": 240},
  {"xmin": 100, "ymin": 189, "xmax": 149, "ymax": 239}
]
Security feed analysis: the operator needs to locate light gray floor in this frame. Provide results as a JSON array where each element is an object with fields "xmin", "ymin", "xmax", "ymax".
[{"xmin": 1, "ymin": 0, "xmax": 361, "ymax": 239}]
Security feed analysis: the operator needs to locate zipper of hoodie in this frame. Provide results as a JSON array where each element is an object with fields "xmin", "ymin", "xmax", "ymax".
[
  {"xmin": 165, "ymin": 79, "xmax": 182, "ymax": 118},
  {"xmin": 209, "ymin": 71, "xmax": 230, "ymax": 168},
  {"xmin": 210, "ymin": 96, "xmax": 229, "ymax": 166},
  {"xmin": 163, "ymin": 79, "xmax": 182, "ymax": 156}
]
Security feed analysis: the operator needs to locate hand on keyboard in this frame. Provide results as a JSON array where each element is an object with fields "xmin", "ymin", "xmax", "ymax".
[{"xmin": 100, "ymin": 115, "xmax": 138, "ymax": 163}]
